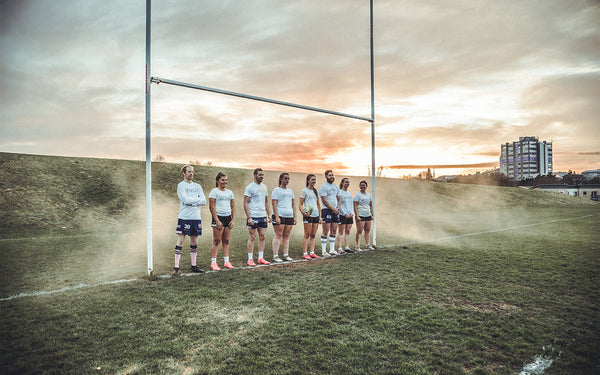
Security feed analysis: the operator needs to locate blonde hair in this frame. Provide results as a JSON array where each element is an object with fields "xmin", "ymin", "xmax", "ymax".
[{"xmin": 180, "ymin": 165, "xmax": 193, "ymax": 175}]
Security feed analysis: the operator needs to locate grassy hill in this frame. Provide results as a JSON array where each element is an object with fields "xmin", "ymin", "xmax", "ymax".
[
  {"xmin": 0, "ymin": 152, "xmax": 598, "ymax": 374},
  {"xmin": 0, "ymin": 152, "xmax": 594, "ymax": 231}
]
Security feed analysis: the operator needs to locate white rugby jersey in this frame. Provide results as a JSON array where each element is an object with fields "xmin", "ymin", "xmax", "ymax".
[
  {"xmin": 353, "ymin": 191, "xmax": 372, "ymax": 217},
  {"xmin": 209, "ymin": 188, "xmax": 234, "ymax": 216},
  {"xmin": 319, "ymin": 182, "xmax": 340, "ymax": 209},
  {"xmin": 177, "ymin": 180, "xmax": 206, "ymax": 220},
  {"xmin": 271, "ymin": 186, "xmax": 294, "ymax": 218},
  {"xmin": 244, "ymin": 181, "xmax": 269, "ymax": 218}
]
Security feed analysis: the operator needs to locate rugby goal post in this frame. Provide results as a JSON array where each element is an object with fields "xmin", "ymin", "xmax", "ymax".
[{"xmin": 145, "ymin": 0, "xmax": 376, "ymax": 276}]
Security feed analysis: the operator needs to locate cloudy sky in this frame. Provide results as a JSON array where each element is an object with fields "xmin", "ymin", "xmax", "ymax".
[{"xmin": 1, "ymin": 0, "xmax": 598, "ymax": 177}]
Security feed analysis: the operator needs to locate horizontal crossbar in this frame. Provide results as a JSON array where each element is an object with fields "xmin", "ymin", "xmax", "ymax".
[{"xmin": 151, "ymin": 77, "xmax": 373, "ymax": 123}]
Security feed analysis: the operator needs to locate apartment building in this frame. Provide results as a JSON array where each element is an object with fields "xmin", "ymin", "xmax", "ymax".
[{"xmin": 500, "ymin": 136, "xmax": 552, "ymax": 181}]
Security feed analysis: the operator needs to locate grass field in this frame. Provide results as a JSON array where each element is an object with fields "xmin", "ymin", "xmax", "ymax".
[{"xmin": 1, "ymin": 153, "xmax": 599, "ymax": 374}]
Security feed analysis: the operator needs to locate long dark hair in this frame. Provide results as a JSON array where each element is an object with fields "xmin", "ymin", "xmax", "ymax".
[
  {"xmin": 215, "ymin": 172, "xmax": 226, "ymax": 187},
  {"xmin": 306, "ymin": 174, "xmax": 319, "ymax": 198},
  {"xmin": 278, "ymin": 172, "xmax": 289, "ymax": 187}
]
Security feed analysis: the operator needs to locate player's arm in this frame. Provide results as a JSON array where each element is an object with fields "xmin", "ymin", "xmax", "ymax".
[
  {"xmin": 265, "ymin": 194, "xmax": 272, "ymax": 222},
  {"xmin": 272, "ymin": 198, "xmax": 280, "ymax": 225},
  {"xmin": 209, "ymin": 197, "xmax": 222, "ymax": 229},
  {"xmin": 197, "ymin": 188, "xmax": 207, "ymax": 206},
  {"xmin": 243, "ymin": 195, "xmax": 252, "ymax": 224},
  {"xmin": 354, "ymin": 200, "xmax": 361, "ymax": 221},
  {"xmin": 230, "ymin": 198, "xmax": 236, "ymax": 228},
  {"xmin": 291, "ymin": 197, "xmax": 297, "ymax": 223},
  {"xmin": 178, "ymin": 184, "xmax": 203, "ymax": 206},
  {"xmin": 333, "ymin": 194, "xmax": 341, "ymax": 214}
]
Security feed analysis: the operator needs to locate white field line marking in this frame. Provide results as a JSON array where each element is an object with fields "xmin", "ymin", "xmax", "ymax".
[
  {"xmin": 0, "ymin": 233, "xmax": 126, "ymax": 242},
  {"xmin": 378, "ymin": 214, "xmax": 596, "ymax": 248},
  {"xmin": 0, "ymin": 278, "xmax": 138, "ymax": 302},
  {"xmin": 519, "ymin": 353, "xmax": 554, "ymax": 375},
  {"xmin": 1, "ymin": 213, "xmax": 596, "ymax": 302}
]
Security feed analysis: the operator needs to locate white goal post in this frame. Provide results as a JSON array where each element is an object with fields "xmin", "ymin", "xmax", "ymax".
[{"xmin": 145, "ymin": 0, "xmax": 376, "ymax": 276}]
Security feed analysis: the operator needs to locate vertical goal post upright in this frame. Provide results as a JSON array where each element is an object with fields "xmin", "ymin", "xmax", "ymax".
[{"xmin": 144, "ymin": 0, "xmax": 376, "ymax": 275}]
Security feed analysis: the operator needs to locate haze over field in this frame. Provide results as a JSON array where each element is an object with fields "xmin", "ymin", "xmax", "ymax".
[{"xmin": 1, "ymin": 0, "xmax": 599, "ymax": 177}]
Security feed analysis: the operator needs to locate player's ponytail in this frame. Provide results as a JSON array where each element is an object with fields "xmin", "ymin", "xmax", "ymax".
[{"xmin": 215, "ymin": 172, "xmax": 226, "ymax": 187}]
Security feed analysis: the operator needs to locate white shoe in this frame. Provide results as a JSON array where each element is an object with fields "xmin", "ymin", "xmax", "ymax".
[
  {"xmin": 273, "ymin": 256, "xmax": 283, "ymax": 263},
  {"xmin": 366, "ymin": 245, "xmax": 375, "ymax": 251}
]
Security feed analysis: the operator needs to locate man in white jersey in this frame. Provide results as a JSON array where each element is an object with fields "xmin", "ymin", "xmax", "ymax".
[
  {"xmin": 319, "ymin": 170, "xmax": 342, "ymax": 257},
  {"xmin": 243, "ymin": 168, "xmax": 271, "ymax": 266},
  {"xmin": 174, "ymin": 165, "xmax": 207, "ymax": 276}
]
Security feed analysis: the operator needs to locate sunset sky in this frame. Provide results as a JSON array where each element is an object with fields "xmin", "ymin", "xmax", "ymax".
[{"xmin": 1, "ymin": 0, "xmax": 598, "ymax": 178}]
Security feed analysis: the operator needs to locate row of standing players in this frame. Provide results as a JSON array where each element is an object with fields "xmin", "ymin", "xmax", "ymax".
[{"xmin": 173, "ymin": 166, "xmax": 374, "ymax": 276}]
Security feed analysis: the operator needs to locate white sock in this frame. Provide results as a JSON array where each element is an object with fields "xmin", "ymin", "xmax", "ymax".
[
  {"xmin": 224, "ymin": 256, "xmax": 229, "ymax": 263},
  {"xmin": 258, "ymin": 251, "xmax": 264, "ymax": 259},
  {"xmin": 321, "ymin": 236, "xmax": 327, "ymax": 254},
  {"xmin": 248, "ymin": 253, "xmax": 253, "ymax": 261},
  {"xmin": 329, "ymin": 236, "xmax": 336, "ymax": 252}
]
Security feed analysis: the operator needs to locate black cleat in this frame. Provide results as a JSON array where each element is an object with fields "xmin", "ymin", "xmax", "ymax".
[
  {"xmin": 191, "ymin": 265, "xmax": 205, "ymax": 273},
  {"xmin": 173, "ymin": 268, "xmax": 180, "ymax": 276}
]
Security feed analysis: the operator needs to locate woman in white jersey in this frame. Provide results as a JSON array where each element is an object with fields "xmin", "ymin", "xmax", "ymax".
[
  {"xmin": 299, "ymin": 174, "xmax": 322, "ymax": 260},
  {"xmin": 208, "ymin": 172, "xmax": 236, "ymax": 270},
  {"xmin": 336, "ymin": 177, "xmax": 355, "ymax": 253},
  {"xmin": 353, "ymin": 180, "xmax": 375, "ymax": 251},
  {"xmin": 271, "ymin": 172, "xmax": 296, "ymax": 263}
]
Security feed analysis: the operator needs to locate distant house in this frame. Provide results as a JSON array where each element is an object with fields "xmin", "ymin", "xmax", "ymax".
[
  {"xmin": 582, "ymin": 169, "xmax": 600, "ymax": 179},
  {"xmin": 435, "ymin": 175, "xmax": 457, "ymax": 182},
  {"xmin": 536, "ymin": 184, "xmax": 599, "ymax": 201}
]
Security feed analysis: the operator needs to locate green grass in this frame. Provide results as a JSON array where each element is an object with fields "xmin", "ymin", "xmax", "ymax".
[
  {"xmin": 1, "ymin": 207, "xmax": 598, "ymax": 374},
  {"xmin": 1, "ymin": 152, "xmax": 599, "ymax": 374}
]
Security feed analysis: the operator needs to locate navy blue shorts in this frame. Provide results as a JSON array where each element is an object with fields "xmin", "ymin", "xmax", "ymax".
[
  {"xmin": 339, "ymin": 215, "xmax": 354, "ymax": 225},
  {"xmin": 247, "ymin": 217, "xmax": 268, "ymax": 229},
  {"xmin": 212, "ymin": 215, "xmax": 233, "ymax": 228},
  {"xmin": 321, "ymin": 208, "xmax": 339, "ymax": 224},
  {"xmin": 358, "ymin": 216, "xmax": 372, "ymax": 222},
  {"xmin": 303, "ymin": 216, "xmax": 319, "ymax": 224},
  {"xmin": 272, "ymin": 215, "xmax": 295, "ymax": 226},
  {"xmin": 176, "ymin": 219, "xmax": 202, "ymax": 236}
]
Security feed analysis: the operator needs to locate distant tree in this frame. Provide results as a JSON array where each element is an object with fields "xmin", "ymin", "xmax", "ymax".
[
  {"xmin": 563, "ymin": 172, "xmax": 584, "ymax": 185},
  {"xmin": 426, "ymin": 168, "xmax": 433, "ymax": 181},
  {"xmin": 153, "ymin": 154, "xmax": 166, "ymax": 162}
]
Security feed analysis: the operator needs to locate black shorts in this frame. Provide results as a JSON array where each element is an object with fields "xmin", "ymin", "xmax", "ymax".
[
  {"xmin": 212, "ymin": 215, "xmax": 233, "ymax": 227},
  {"xmin": 358, "ymin": 215, "xmax": 372, "ymax": 222},
  {"xmin": 176, "ymin": 219, "xmax": 202, "ymax": 236},
  {"xmin": 272, "ymin": 215, "xmax": 295, "ymax": 225},
  {"xmin": 339, "ymin": 215, "xmax": 354, "ymax": 225},
  {"xmin": 247, "ymin": 217, "xmax": 268, "ymax": 229},
  {"xmin": 321, "ymin": 208, "xmax": 339, "ymax": 224},
  {"xmin": 303, "ymin": 216, "xmax": 320, "ymax": 224}
]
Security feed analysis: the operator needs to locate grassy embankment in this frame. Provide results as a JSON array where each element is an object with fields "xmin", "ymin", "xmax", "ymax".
[{"xmin": 0, "ymin": 152, "xmax": 598, "ymax": 374}]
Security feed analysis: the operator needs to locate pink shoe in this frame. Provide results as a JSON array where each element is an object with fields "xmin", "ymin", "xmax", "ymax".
[
  {"xmin": 223, "ymin": 261, "xmax": 234, "ymax": 269},
  {"xmin": 309, "ymin": 253, "xmax": 321, "ymax": 259},
  {"xmin": 258, "ymin": 258, "xmax": 270, "ymax": 265},
  {"xmin": 302, "ymin": 254, "xmax": 312, "ymax": 260},
  {"xmin": 247, "ymin": 259, "xmax": 256, "ymax": 267},
  {"xmin": 210, "ymin": 263, "xmax": 221, "ymax": 271}
]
